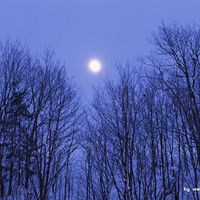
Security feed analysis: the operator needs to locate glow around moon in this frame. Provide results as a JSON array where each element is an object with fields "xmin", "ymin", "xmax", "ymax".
[{"xmin": 89, "ymin": 60, "xmax": 101, "ymax": 73}]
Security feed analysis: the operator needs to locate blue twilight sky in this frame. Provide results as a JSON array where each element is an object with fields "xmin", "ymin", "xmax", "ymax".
[{"xmin": 0, "ymin": 1, "xmax": 200, "ymax": 100}]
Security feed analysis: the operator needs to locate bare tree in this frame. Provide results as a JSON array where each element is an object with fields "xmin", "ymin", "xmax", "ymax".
[
  {"xmin": 0, "ymin": 40, "xmax": 82, "ymax": 200},
  {"xmin": 28, "ymin": 50, "xmax": 82, "ymax": 200},
  {"xmin": 0, "ymin": 39, "xmax": 32, "ymax": 198},
  {"xmin": 84, "ymin": 63, "xmax": 149, "ymax": 200},
  {"xmin": 146, "ymin": 22, "xmax": 200, "ymax": 199}
]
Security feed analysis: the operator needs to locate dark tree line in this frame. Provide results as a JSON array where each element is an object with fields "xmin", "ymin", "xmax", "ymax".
[
  {"xmin": 80, "ymin": 23, "xmax": 200, "ymax": 200},
  {"xmin": 1, "ymin": 22, "xmax": 200, "ymax": 200},
  {"xmin": 0, "ymin": 40, "xmax": 82, "ymax": 199}
]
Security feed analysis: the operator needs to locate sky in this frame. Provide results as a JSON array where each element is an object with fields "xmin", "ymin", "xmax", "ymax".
[{"xmin": 0, "ymin": 0, "xmax": 200, "ymax": 101}]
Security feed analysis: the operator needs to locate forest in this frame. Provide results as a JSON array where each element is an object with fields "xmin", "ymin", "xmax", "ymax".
[{"xmin": 0, "ymin": 22, "xmax": 200, "ymax": 200}]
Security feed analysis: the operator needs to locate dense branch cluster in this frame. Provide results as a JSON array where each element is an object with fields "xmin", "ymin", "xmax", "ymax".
[
  {"xmin": 81, "ymin": 23, "xmax": 200, "ymax": 200},
  {"xmin": 0, "ymin": 41, "xmax": 82, "ymax": 200}
]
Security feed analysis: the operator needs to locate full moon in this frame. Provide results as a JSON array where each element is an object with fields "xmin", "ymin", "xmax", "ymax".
[{"xmin": 89, "ymin": 60, "xmax": 101, "ymax": 73}]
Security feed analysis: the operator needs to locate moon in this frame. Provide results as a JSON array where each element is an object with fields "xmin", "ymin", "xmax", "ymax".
[{"xmin": 89, "ymin": 60, "xmax": 101, "ymax": 73}]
